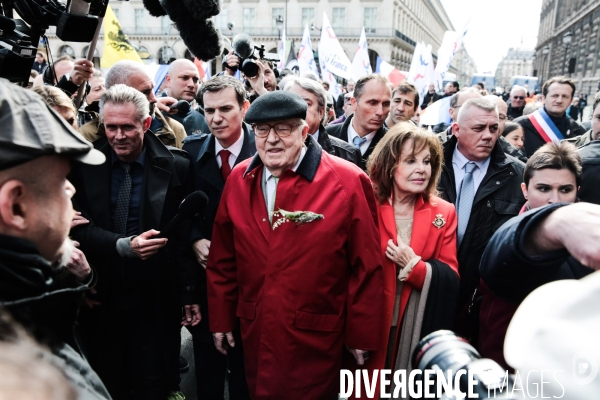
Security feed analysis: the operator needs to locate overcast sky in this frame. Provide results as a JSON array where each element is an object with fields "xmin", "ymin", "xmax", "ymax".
[{"xmin": 440, "ymin": 0, "xmax": 543, "ymax": 73}]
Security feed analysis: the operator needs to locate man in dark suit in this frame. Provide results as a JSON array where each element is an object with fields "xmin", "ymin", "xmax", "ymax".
[
  {"xmin": 326, "ymin": 74, "xmax": 390, "ymax": 171},
  {"xmin": 70, "ymin": 84, "xmax": 198, "ymax": 400},
  {"xmin": 282, "ymin": 76, "xmax": 361, "ymax": 167},
  {"xmin": 182, "ymin": 75, "xmax": 253, "ymax": 399}
]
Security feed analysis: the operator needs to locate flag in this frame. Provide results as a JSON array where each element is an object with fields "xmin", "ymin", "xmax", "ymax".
[
  {"xmin": 434, "ymin": 18, "xmax": 469, "ymax": 90},
  {"xmin": 419, "ymin": 96, "xmax": 452, "ymax": 126},
  {"xmin": 285, "ymin": 40, "xmax": 299, "ymax": 73},
  {"xmin": 351, "ymin": 27, "xmax": 372, "ymax": 81},
  {"xmin": 375, "ymin": 56, "xmax": 405, "ymax": 87},
  {"xmin": 298, "ymin": 24, "xmax": 319, "ymax": 77},
  {"xmin": 408, "ymin": 42, "xmax": 435, "ymax": 106},
  {"xmin": 101, "ymin": 5, "xmax": 143, "ymax": 68},
  {"xmin": 194, "ymin": 58, "xmax": 211, "ymax": 82},
  {"xmin": 277, "ymin": 29, "xmax": 287, "ymax": 71},
  {"xmin": 318, "ymin": 12, "xmax": 352, "ymax": 80}
]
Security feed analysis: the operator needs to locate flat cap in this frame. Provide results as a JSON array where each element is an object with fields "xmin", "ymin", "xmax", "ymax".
[
  {"xmin": 245, "ymin": 91, "xmax": 307, "ymax": 124},
  {"xmin": 0, "ymin": 78, "xmax": 105, "ymax": 171}
]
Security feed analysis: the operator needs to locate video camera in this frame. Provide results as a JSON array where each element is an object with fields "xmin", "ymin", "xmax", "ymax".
[
  {"xmin": 0, "ymin": 0, "xmax": 107, "ymax": 83},
  {"xmin": 412, "ymin": 330, "xmax": 516, "ymax": 399},
  {"xmin": 223, "ymin": 32, "xmax": 279, "ymax": 78}
]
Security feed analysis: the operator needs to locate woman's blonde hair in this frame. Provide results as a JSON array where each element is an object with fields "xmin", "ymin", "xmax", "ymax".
[
  {"xmin": 32, "ymin": 85, "xmax": 76, "ymax": 115},
  {"xmin": 367, "ymin": 122, "xmax": 443, "ymax": 203}
]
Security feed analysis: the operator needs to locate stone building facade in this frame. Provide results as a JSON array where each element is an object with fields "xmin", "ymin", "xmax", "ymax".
[{"xmin": 494, "ymin": 48, "xmax": 535, "ymax": 88}]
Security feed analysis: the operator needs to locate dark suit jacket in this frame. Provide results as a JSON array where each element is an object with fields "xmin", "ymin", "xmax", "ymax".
[
  {"xmin": 70, "ymin": 132, "xmax": 197, "ymax": 310},
  {"xmin": 326, "ymin": 114, "xmax": 387, "ymax": 171},
  {"xmin": 182, "ymin": 124, "xmax": 256, "ymax": 341},
  {"xmin": 315, "ymin": 125, "xmax": 361, "ymax": 168}
]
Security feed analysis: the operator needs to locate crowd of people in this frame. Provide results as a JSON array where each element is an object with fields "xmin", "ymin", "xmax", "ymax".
[{"xmin": 0, "ymin": 50, "xmax": 599, "ymax": 400}]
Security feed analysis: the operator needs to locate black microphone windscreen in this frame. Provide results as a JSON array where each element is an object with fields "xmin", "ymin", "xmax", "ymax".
[
  {"xmin": 232, "ymin": 33, "xmax": 255, "ymax": 59},
  {"xmin": 180, "ymin": 0, "xmax": 220, "ymax": 20},
  {"xmin": 143, "ymin": 0, "xmax": 167, "ymax": 16},
  {"xmin": 170, "ymin": 100, "xmax": 191, "ymax": 113},
  {"xmin": 179, "ymin": 190, "xmax": 209, "ymax": 219},
  {"xmin": 177, "ymin": 19, "xmax": 223, "ymax": 61}
]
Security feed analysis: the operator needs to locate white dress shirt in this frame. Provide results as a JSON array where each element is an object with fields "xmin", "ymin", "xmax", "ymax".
[
  {"xmin": 311, "ymin": 129, "xmax": 320, "ymax": 143},
  {"xmin": 452, "ymin": 144, "xmax": 491, "ymax": 195},
  {"xmin": 264, "ymin": 146, "xmax": 307, "ymax": 213},
  {"xmin": 347, "ymin": 119, "xmax": 376, "ymax": 155},
  {"xmin": 215, "ymin": 129, "xmax": 245, "ymax": 169}
]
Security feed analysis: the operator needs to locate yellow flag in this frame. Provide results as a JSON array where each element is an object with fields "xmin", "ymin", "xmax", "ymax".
[{"xmin": 101, "ymin": 5, "xmax": 143, "ymax": 68}]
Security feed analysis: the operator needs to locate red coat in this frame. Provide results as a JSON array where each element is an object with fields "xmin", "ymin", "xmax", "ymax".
[
  {"xmin": 207, "ymin": 147, "xmax": 384, "ymax": 399},
  {"xmin": 363, "ymin": 195, "xmax": 458, "ymax": 377}
]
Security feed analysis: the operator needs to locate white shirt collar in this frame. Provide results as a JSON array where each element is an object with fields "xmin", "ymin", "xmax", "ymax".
[
  {"xmin": 311, "ymin": 129, "xmax": 320, "ymax": 143},
  {"xmin": 215, "ymin": 129, "xmax": 244, "ymax": 158},
  {"xmin": 264, "ymin": 146, "xmax": 307, "ymax": 181},
  {"xmin": 452, "ymin": 144, "xmax": 490, "ymax": 172},
  {"xmin": 348, "ymin": 119, "xmax": 376, "ymax": 154}
]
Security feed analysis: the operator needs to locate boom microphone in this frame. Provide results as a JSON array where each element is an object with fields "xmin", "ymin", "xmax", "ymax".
[
  {"xmin": 158, "ymin": 190, "xmax": 208, "ymax": 238},
  {"xmin": 169, "ymin": 100, "xmax": 191, "ymax": 114}
]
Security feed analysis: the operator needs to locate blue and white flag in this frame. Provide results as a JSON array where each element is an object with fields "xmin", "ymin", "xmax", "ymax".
[
  {"xmin": 318, "ymin": 12, "xmax": 352, "ymax": 80},
  {"xmin": 298, "ymin": 24, "xmax": 319, "ymax": 77}
]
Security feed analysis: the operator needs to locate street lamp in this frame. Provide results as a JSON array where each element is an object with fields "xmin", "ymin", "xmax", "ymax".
[
  {"xmin": 541, "ymin": 45, "xmax": 550, "ymax": 85},
  {"xmin": 276, "ymin": 15, "xmax": 284, "ymax": 39},
  {"xmin": 562, "ymin": 31, "xmax": 572, "ymax": 75}
]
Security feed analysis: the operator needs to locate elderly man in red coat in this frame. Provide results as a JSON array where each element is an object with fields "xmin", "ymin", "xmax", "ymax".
[{"xmin": 206, "ymin": 91, "xmax": 384, "ymax": 399}]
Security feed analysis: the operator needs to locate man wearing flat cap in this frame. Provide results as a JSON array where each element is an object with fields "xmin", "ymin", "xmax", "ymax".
[
  {"xmin": 0, "ymin": 78, "xmax": 110, "ymax": 398},
  {"xmin": 206, "ymin": 90, "xmax": 384, "ymax": 398}
]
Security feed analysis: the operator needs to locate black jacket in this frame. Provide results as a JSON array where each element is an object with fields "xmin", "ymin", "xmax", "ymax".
[
  {"xmin": 325, "ymin": 114, "xmax": 387, "ymax": 171},
  {"xmin": 421, "ymin": 91, "xmax": 441, "ymax": 110},
  {"xmin": 514, "ymin": 107, "xmax": 585, "ymax": 157},
  {"xmin": 0, "ymin": 235, "xmax": 110, "ymax": 399},
  {"xmin": 437, "ymin": 136, "xmax": 525, "ymax": 312},
  {"xmin": 182, "ymin": 124, "xmax": 256, "ymax": 341},
  {"xmin": 578, "ymin": 140, "xmax": 600, "ymax": 205},
  {"xmin": 70, "ymin": 132, "xmax": 197, "ymax": 307},
  {"xmin": 480, "ymin": 204, "xmax": 593, "ymax": 304},
  {"xmin": 315, "ymin": 125, "xmax": 362, "ymax": 168},
  {"xmin": 506, "ymin": 102, "xmax": 524, "ymax": 120}
]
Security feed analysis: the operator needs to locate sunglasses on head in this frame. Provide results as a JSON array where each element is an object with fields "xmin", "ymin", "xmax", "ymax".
[{"xmin": 513, "ymin": 96, "xmax": 525, "ymax": 100}]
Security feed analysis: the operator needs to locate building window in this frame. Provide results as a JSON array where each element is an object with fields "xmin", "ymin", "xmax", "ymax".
[
  {"xmin": 161, "ymin": 16, "xmax": 171, "ymax": 33},
  {"xmin": 243, "ymin": 8, "xmax": 256, "ymax": 31},
  {"xmin": 135, "ymin": 9, "xmax": 145, "ymax": 34},
  {"xmin": 113, "ymin": 8, "xmax": 119, "ymax": 20},
  {"xmin": 214, "ymin": 8, "xmax": 228, "ymax": 31},
  {"xmin": 272, "ymin": 8, "xmax": 284, "ymax": 29},
  {"xmin": 364, "ymin": 8, "xmax": 377, "ymax": 33},
  {"xmin": 332, "ymin": 8, "xmax": 346, "ymax": 30},
  {"xmin": 302, "ymin": 8, "xmax": 315, "ymax": 30}
]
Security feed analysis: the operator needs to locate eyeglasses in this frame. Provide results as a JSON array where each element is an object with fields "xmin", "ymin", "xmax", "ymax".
[
  {"xmin": 513, "ymin": 96, "xmax": 525, "ymax": 100},
  {"xmin": 252, "ymin": 123, "xmax": 302, "ymax": 138}
]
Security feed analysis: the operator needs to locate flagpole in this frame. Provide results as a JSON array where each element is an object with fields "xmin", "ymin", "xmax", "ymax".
[{"xmin": 75, "ymin": 0, "xmax": 109, "ymax": 109}]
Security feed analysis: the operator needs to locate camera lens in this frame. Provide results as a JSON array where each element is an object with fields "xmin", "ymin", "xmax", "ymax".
[
  {"xmin": 412, "ymin": 330, "xmax": 480, "ymax": 372},
  {"xmin": 242, "ymin": 59, "xmax": 259, "ymax": 78}
]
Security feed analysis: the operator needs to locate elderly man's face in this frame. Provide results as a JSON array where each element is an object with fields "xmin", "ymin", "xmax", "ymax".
[
  {"xmin": 286, "ymin": 84, "xmax": 324, "ymax": 134},
  {"xmin": 86, "ymin": 76, "xmax": 106, "ymax": 104},
  {"xmin": 511, "ymin": 89, "xmax": 527, "ymax": 108},
  {"xmin": 347, "ymin": 81, "xmax": 355, "ymax": 92},
  {"xmin": 453, "ymin": 106, "xmax": 499, "ymax": 162},
  {"xmin": 104, "ymin": 102, "xmax": 151, "ymax": 162},
  {"xmin": 255, "ymin": 119, "xmax": 308, "ymax": 177}
]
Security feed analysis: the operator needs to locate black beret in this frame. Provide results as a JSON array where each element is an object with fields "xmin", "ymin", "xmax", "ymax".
[{"xmin": 245, "ymin": 91, "xmax": 307, "ymax": 124}]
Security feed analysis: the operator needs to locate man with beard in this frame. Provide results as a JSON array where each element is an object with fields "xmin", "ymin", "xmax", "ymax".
[
  {"xmin": 223, "ymin": 54, "xmax": 277, "ymax": 102},
  {"xmin": 385, "ymin": 82, "xmax": 419, "ymax": 128},
  {"xmin": 79, "ymin": 60, "xmax": 187, "ymax": 149},
  {"xmin": 0, "ymin": 79, "xmax": 109, "ymax": 399},
  {"xmin": 326, "ymin": 74, "xmax": 391, "ymax": 171}
]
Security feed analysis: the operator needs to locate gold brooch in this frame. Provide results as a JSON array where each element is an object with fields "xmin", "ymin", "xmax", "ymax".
[{"xmin": 432, "ymin": 214, "xmax": 446, "ymax": 229}]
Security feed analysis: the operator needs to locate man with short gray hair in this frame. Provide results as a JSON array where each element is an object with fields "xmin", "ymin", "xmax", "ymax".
[
  {"xmin": 80, "ymin": 60, "xmax": 188, "ymax": 148},
  {"xmin": 71, "ymin": 84, "xmax": 197, "ymax": 399},
  {"xmin": 437, "ymin": 97, "xmax": 525, "ymax": 337},
  {"xmin": 507, "ymin": 85, "xmax": 527, "ymax": 120}
]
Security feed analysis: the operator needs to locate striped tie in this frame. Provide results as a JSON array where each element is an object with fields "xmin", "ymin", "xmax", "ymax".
[
  {"xmin": 456, "ymin": 162, "xmax": 477, "ymax": 247},
  {"xmin": 113, "ymin": 162, "xmax": 132, "ymax": 235}
]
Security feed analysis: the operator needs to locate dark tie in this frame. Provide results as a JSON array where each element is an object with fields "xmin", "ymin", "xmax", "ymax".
[
  {"xmin": 457, "ymin": 162, "xmax": 477, "ymax": 246},
  {"xmin": 219, "ymin": 150, "xmax": 232, "ymax": 181},
  {"xmin": 113, "ymin": 162, "xmax": 132, "ymax": 235}
]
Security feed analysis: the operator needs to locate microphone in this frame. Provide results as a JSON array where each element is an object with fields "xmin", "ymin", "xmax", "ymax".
[
  {"xmin": 169, "ymin": 100, "xmax": 191, "ymax": 114},
  {"xmin": 232, "ymin": 33, "xmax": 255, "ymax": 59},
  {"xmin": 157, "ymin": 191, "xmax": 208, "ymax": 238}
]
